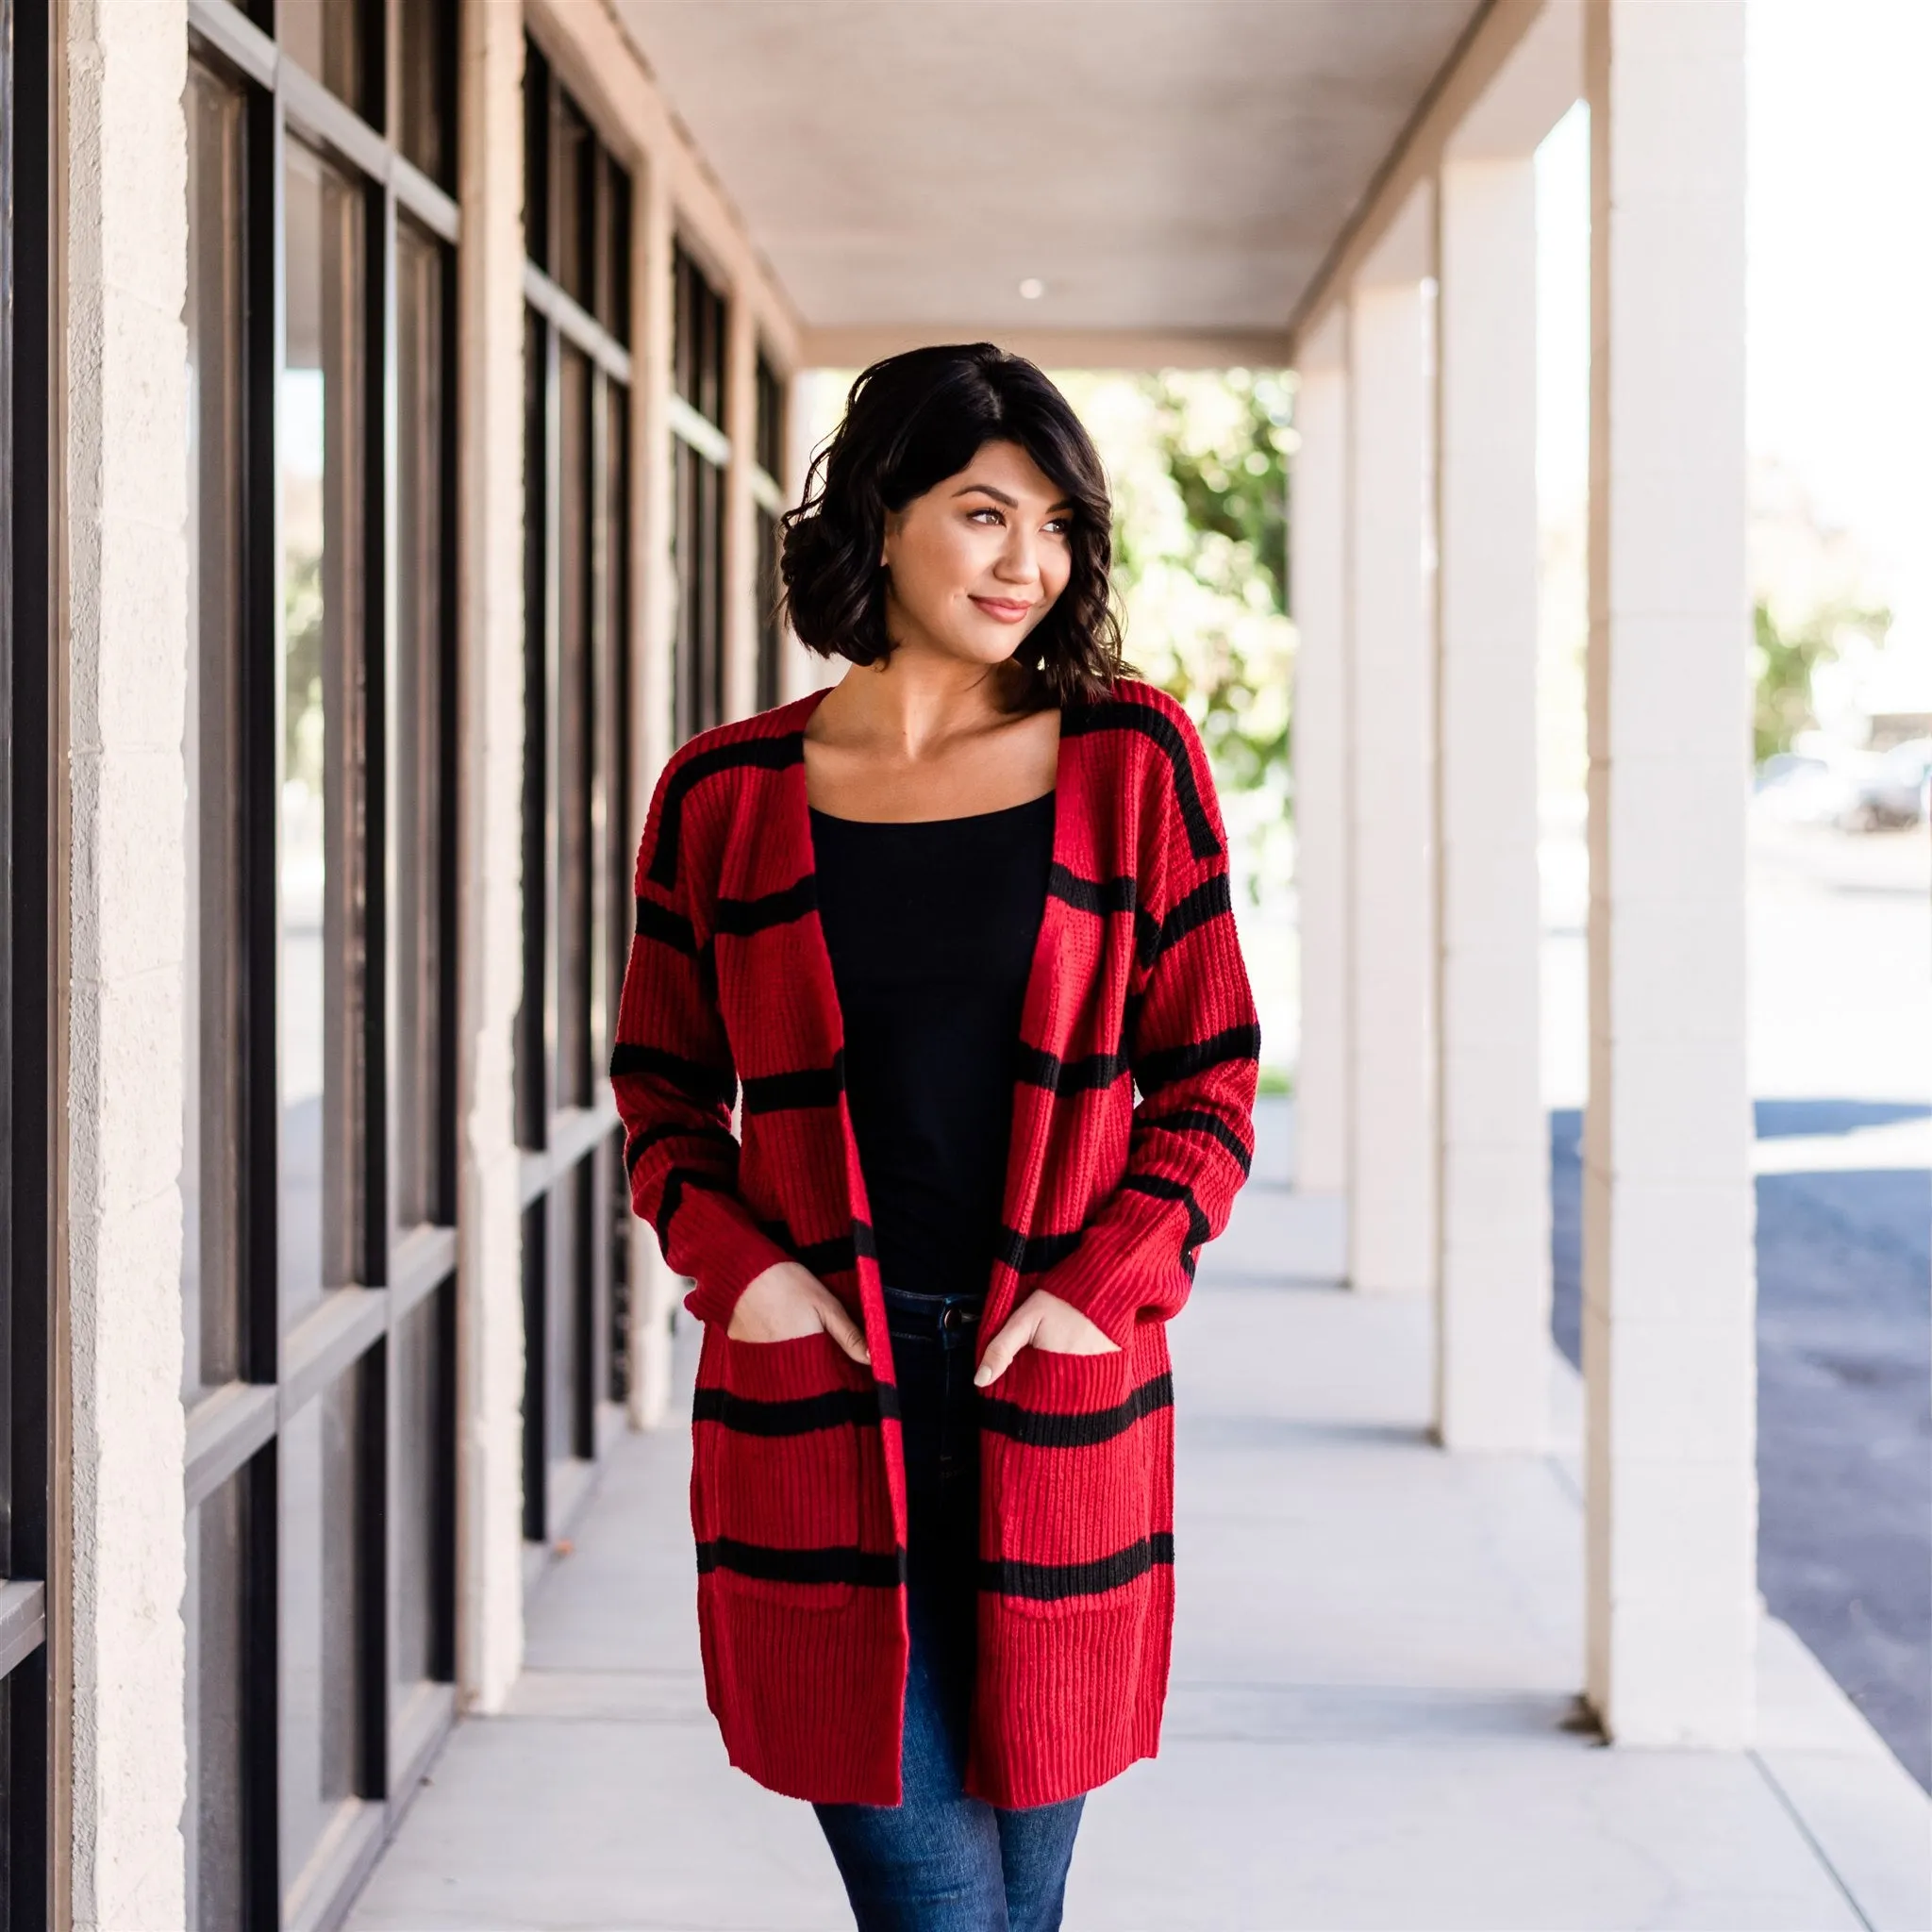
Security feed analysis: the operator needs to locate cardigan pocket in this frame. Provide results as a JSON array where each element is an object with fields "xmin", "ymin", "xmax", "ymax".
[
  {"xmin": 691, "ymin": 1326, "xmax": 882, "ymax": 1610},
  {"xmin": 977, "ymin": 1336, "xmax": 1174, "ymax": 1622}
]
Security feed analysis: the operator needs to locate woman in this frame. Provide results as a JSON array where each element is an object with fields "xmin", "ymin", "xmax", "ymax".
[{"xmin": 610, "ymin": 343, "xmax": 1259, "ymax": 1929}]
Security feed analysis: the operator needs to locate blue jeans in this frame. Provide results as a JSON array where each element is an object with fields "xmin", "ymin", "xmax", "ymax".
[{"xmin": 813, "ymin": 1284, "xmax": 1086, "ymax": 1931}]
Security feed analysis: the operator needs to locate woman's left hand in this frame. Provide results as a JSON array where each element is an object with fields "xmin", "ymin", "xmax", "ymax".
[{"xmin": 974, "ymin": 1290, "xmax": 1121, "ymax": 1387}]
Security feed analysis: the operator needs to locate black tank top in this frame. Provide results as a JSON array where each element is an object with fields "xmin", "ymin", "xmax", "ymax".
[{"xmin": 808, "ymin": 790, "xmax": 1056, "ymax": 1302}]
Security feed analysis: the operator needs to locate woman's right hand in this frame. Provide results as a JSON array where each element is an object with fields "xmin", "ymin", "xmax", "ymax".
[{"xmin": 724, "ymin": 1261, "xmax": 871, "ymax": 1366}]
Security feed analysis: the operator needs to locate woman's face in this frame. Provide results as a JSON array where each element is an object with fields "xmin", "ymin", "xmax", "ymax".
[{"xmin": 879, "ymin": 439, "xmax": 1074, "ymax": 666}]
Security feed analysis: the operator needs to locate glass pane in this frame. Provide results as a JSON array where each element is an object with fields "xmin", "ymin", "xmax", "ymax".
[
  {"xmin": 756, "ymin": 505, "xmax": 781, "ymax": 713},
  {"xmin": 598, "ymin": 389, "xmax": 630, "ymax": 1063},
  {"xmin": 520, "ymin": 1199, "xmax": 545, "ymax": 1540},
  {"xmin": 393, "ymin": 0, "xmax": 454, "ymax": 186},
  {"xmin": 557, "ymin": 344, "xmax": 592, "ymax": 1110},
  {"xmin": 756, "ymin": 355, "xmax": 783, "ymax": 478},
  {"xmin": 394, "ymin": 221, "xmax": 452, "ymax": 1230},
  {"xmin": 551, "ymin": 91, "xmax": 593, "ymax": 311},
  {"xmin": 281, "ymin": 140, "xmax": 369, "ymax": 1327},
  {"xmin": 608, "ymin": 1129, "xmax": 630, "ymax": 1407},
  {"xmin": 673, "ymin": 248, "xmax": 725, "ymax": 424},
  {"xmin": 547, "ymin": 1157, "xmax": 590, "ymax": 1466},
  {"xmin": 184, "ymin": 59, "xmax": 248, "ymax": 1399},
  {"xmin": 280, "ymin": 0, "xmax": 365, "ymax": 115},
  {"xmin": 515, "ymin": 310, "xmax": 547, "ymax": 1149},
  {"xmin": 191, "ymin": 1466, "xmax": 253, "ymax": 1929},
  {"xmin": 522, "ymin": 40, "xmax": 549, "ymax": 273},
  {"xmin": 391, "ymin": 1284, "xmax": 453, "ymax": 1690},
  {"xmin": 279, "ymin": 1359, "xmax": 371, "ymax": 1887},
  {"xmin": 596, "ymin": 149, "xmax": 632, "ymax": 344}
]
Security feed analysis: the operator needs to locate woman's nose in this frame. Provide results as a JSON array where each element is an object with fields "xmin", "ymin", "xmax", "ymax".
[{"xmin": 994, "ymin": 526, "xmax": 1040, "ymax": 583}]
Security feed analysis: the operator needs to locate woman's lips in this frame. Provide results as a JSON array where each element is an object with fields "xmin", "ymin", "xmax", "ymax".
[{"xmin": 970, "ymin": 595, "xmax": 1035, "ymax": 624}]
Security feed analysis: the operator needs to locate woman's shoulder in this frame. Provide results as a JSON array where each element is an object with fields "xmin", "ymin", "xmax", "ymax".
[
  {"xmin": 1067, "ymin": 676, "xmax": 1212, "ymax": 788},
  {"xmin": 1067, "ymin": 676, "xmax": 1226, "ymax": 864}
]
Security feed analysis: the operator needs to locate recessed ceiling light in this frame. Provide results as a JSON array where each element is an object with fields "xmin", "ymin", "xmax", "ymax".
[{"xmin": 1018, "ymin": 277, "xmax": 1046, "ymax": 301}]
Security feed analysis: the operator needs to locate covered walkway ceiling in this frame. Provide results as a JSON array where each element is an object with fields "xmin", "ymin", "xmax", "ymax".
[{"xmin": 614, "ymin": 0, "xmax": 1487, "ymax": 364}]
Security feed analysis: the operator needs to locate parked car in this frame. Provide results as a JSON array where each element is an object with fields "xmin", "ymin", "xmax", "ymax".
[
  {"xmin": 1846, "ymin": 738, "xmax": 1932, "ymax": 830},
  {"xmin": 1755, "ymin": 740, "xmax": 1932, "ymax": 832}
]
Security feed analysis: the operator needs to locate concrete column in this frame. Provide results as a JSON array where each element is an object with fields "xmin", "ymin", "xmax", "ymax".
[
  {"xmin": 1433, "ymin": 155, "xmax": 1549, "ymax": 1449},
  {"xmin": 1345, "ymin": 192, "xmax": 1438, "ymax": 1296},
  {"xmin": 454, "ymin": 0, "xmax": 527, "ymax": 1712},
  {"xmin": 1289, "ymin": 316, "xmax": 1349, "ymax": 1206},
  {"xmin": 626, "ymin": 160, "xmax": 685, "ymax": 1430},
  {"xmin": 1584, "ymin": 0, "xmax": 1755, "ymax": 1745},
  {"xmin": 723, "ymin": 289, "xmax": 759, "ymax": 722},
  {"xmin": 62, "ymin": 1, "xmax": 192, "ymax": 1922}
]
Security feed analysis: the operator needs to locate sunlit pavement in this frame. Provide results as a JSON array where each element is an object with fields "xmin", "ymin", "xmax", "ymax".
[{"xmin": 348, "ymin": 1114, "xmax": 1929, "ymax": 1932}]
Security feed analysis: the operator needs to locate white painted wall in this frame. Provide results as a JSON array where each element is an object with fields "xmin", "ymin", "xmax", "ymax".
[
  {"xmin": 452, "ymin": 0, "xmax": 530, "ymax": 1717},
  {"xmin": 62, "ymin": 0, "xmax": 192, "ymax": 1920}
]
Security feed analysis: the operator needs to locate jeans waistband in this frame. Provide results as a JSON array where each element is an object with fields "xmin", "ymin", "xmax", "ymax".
[{"xmin": 881, "ymin": 1281, "xmax": 983, "ymax": 1345}]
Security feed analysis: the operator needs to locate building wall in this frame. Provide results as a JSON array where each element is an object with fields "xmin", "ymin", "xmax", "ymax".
[{"xmin": 19, "ymin": 1, "xmax": 805, "ymax": 1924}]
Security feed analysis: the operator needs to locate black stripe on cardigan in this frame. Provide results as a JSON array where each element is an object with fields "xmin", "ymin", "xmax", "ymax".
[
  {"xmin": 609, "ymin": 1041, "xmax": 737, "ymax": 1110},
  {"xmin": 1121, "ymin": 1172, "xmax": 1212, "ymax": 1251},
  {"xmin": 647, "ymin": 734, "xmax": 805, "ymax": 889},
  {"xmin": 634, "ymin": 894, "xmax": 699, "ymax": 955},
  {"xmin": 715, "ymin": 873, "xmax": 817, "ymax": 936},
  {"xmin": 1061, "ymin": 700, "xmax": 1221, "ymax": 860},
  {"xmin": 652, "ymin": 1166, "xmax": 754, "ymax": 1258},
  {"xmin": 1155, "ymin": 873, "xmax": 1235, "ymax": 958},
  {"xmin": 1013, "ymin": 1044, "xmax": 1131, "ymax": 1096},
  {"xmin": 993, "ymin": 1225, "xmax": 1089, "ymax": 1274},
  {"xmin": 692, "ymin": 1382, "xmax": 899, "ymax": 1436},
  {"xmin": 978, "ymin": 1531, "xmax": 1175, "ymax": 1602},
  {"xmin": 977, "ymin": 1372, "xmax": 1174, "ymax": 1448},
  {"xmin": 1136, "ymin": 1106, "xmax": 1255, "ymax": 1176},
  {"xmin": 1048, "ymin": 862, "xmax": 1138, "ymax": 919},
  {"xmin": 624, "ymin": 1117, "xmax": 737, "ymax": 1178},
  {"xmin": 1134, "ymin": 1023, "xmax": 1264, "ymax": 1095},
  {"xmin": 741, "ymin": 1051, "xmax": 844, "ymax": 1114},
  {"xmin": 696, "ymin": 1537, "xmax": 906, "ymax": 1589}
]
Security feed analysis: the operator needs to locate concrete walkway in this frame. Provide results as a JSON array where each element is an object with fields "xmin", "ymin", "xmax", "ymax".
[{"xmin": 349, "ymin": 1156, "xmax": 1928, "ymax": 1930}]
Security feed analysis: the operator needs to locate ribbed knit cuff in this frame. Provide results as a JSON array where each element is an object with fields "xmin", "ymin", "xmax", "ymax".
[{"xmin": 678, "ymin": 1216, "xmax": 800, "ymax": 1330}]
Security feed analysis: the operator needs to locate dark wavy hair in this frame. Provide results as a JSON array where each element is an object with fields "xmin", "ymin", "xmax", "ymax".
[{"xmin": 778, "ymin": 343, "xmax": 1130, "ymax": 706}]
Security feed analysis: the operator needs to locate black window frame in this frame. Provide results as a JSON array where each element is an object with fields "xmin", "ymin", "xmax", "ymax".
[
  {"xmin": 751, "ymin": 348, "xmax": 787, "ymax": 713},
  {"xmin": 0, "ymin": 0, "xmax": 53, "ymax": 1919},
  {"xmin": 671, "ymin": 242, "xmax": 729, "ymax": 741},
  {"xmin": 180, "ymin": 4, "xmax": 462, "ymax": 1925},
  {"xmin": 519, "ymin": 36, "xmax": 636, "ymax": 1549}
]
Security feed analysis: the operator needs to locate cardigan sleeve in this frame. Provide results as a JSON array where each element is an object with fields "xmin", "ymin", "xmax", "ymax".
[
  {"xmin": 609, "ymin": 749, "xmax": 797, "ymax": 1330},
  {"xmin": 1025, "ymin": 705, "xmax": 1261, "ymax": 1346}
]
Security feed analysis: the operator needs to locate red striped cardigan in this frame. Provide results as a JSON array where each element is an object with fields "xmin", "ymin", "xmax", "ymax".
[{"xmin": 610, "ymin": 676, "xmax": 1260, "ymax": 1807}]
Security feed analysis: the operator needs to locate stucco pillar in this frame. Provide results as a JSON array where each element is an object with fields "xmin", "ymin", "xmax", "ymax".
[
  {"xmin": 1288, "ymin": 317, "xmax": 1349, "ymax": 1206},
  {"xmin": 1345, "ymin": 195, "xmax": 1438, "ymax": 1297},
  {"xmin": 62, "ymin": 0, "xmax": 192, "ymax": 1922},
  {"xmin": 1583, "ymin": 0, "xmax": 1756, "ymax": 1745},
  {"xmin": 1433, "ymin": 154, "xmax": 1548, "ymax": 1449},
  {"xmin": 455, "ymin": 0, "xmax": 527, "ymax": 1712},
  {"xmin": 626, "ymin": 159, "xmax": 685, "ymax": 1430}
]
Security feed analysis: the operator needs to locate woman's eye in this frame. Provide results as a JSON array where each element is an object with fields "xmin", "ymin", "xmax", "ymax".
[
  {"xmin": 968, "ymin": 508, "xmax": 1004, "ymax": 525},
  {"xmin": 1043, "ymin": 518, "xmax": 1071, "ymax": 536}
]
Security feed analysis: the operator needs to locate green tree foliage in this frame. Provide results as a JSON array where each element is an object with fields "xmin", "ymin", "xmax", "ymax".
[
  {"xmin": 1751, "ymin": 594, "xmax": 1890, "ymax": 763},
  {"xmin": 1126, "ymin": 370, "xmax": 1294, "ymax": 799}
]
